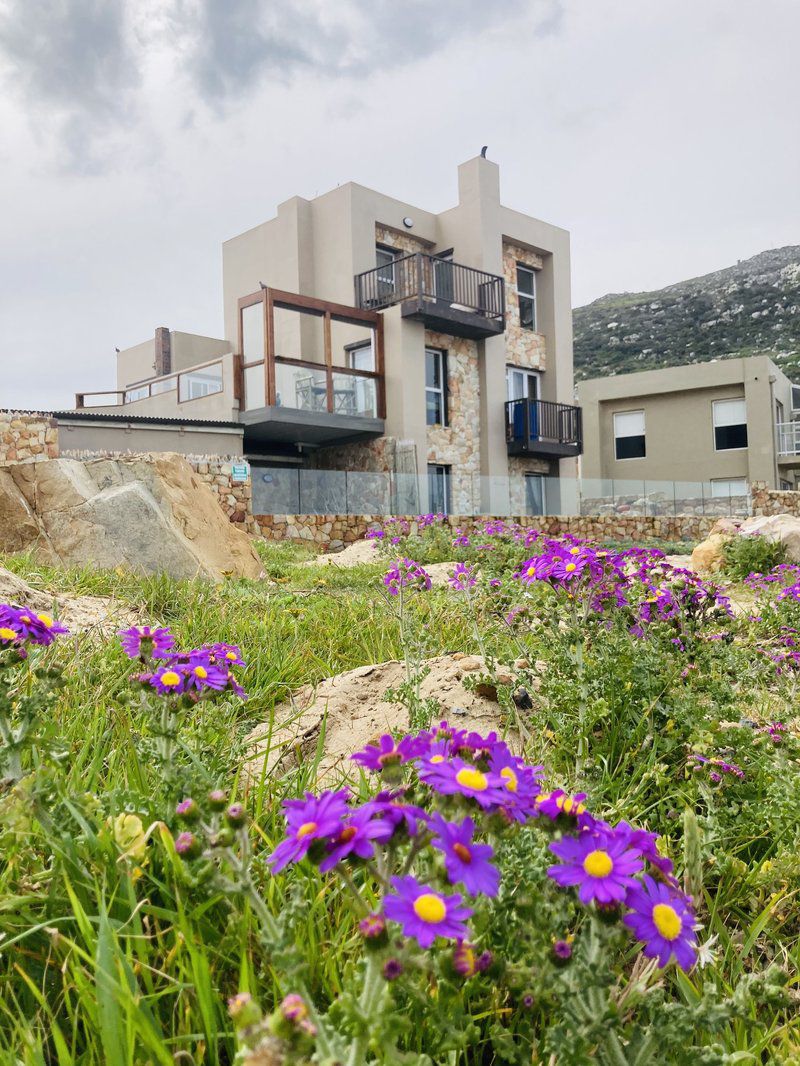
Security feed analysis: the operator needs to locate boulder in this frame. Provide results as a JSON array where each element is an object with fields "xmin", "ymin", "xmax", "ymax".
[
  {"xmin": 735, "ymin": 514, "xmax": 800, "ymax": 562},
  {"xmin": 0, "ymin": 454, "xmax": 263, "ymax": 581},
  {"xmin": 690, "ymin": 532, "xmax": 731, "ymax": 573}
]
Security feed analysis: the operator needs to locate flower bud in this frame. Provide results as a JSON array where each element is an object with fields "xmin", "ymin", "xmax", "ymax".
[
  {"xmin": 225, "ymin": 803, "xmax": 247, "ymax": 828},
  {"xmin": 382, "ymin": 958, "xmax": 403, "ymax": 981},
  {"xmin": 552, "ymin": 940, "xmax": 572, "ymax": 966},
  {"xmin": 358, "ymin": 912, "xmax": 387, "ymax": 948},
  {"xmin": 207, "ymin": 788, "xmax": 228, "ymax": 811},
  {"xmin": 228, "ymin": 992, "xmax": 261, "ymax": 1029},
  {"xmin": 174, "ymin": 831, "xmax": 201, "ymax": 859},
  {"xmin": 210, "ymin": 828, "xmax": 234, "ymax": 849},
  {"xmin": 176, "ymin": 797, "xmax": 200, "ymax": 823}
]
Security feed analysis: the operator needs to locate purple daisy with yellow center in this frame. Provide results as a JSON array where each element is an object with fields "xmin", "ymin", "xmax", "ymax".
[
  {"xmin": 182, "ymin": 653, "xmax": 228, "ymax": 692},
  {"xmin": 351, "ymin": 733, "xmax": 420, "ymax": 772},
  {"xmin": 383, "ymin": 875, "xmax": 473, "ymax": 948},
  {"xmin": 317, "ymin": 803, "xmax": 393, "ymax": 872},
  {"xmin": 548, "ymin": 828, "xmax": 644, "ymax": 905},
  {"xmin": 268, "ymin": 789, "xmax": 350, "ymax": 872},
  {"xmin": 623, "ymin": 875, "xmax": 697, "ymax": 970},
  {"xmin": 429, "ymin": 813, "xmax": 499, "ymax": 897},
  {"xmin": 149, "ymin": 664, "xmax": 186, "ymax": 696},
  {"xmin": 419, "ymin": 757, "xmax": 508, "ymax": 809},
  {"xmin": 1, "ymin": 606, "xmax": 68, "ymax": 646}
]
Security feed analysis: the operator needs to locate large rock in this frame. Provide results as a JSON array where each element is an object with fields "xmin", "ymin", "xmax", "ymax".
[
  {"xmin": 690, "ymin": 532, "xmax": 731, "ymax": 573},
  {"xmin": 736, "ymin": 514, "xmax": 800, "ymax": 562},
  {"xmin": 0, "ymin": 455, "xmax": 263, "ymax": 581}
]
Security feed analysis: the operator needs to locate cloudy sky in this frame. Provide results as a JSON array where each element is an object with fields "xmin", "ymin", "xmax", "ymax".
[{"xmin": 1, "ymin": 0, "xmax": 798, "ymax": 410}]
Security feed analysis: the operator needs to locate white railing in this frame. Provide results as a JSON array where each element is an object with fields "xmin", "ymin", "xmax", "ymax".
[
  {"xmin": 76, "ymin": 359, "xmax": 226, "ymax": 410},
  {"xmin": 777, "ymin": 421, "xmax": 800, "ymax": 456}
]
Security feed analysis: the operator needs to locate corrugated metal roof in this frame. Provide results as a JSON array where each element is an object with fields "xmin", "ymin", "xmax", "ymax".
[{"xmin": 52, "ymin": 410, "xmax": 243, "ymax": 430}]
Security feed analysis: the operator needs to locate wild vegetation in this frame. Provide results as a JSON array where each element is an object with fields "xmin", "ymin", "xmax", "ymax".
[
  {"xmin": 0, "ymin": 520, "xmax": 799, "ymax": 1065},
  {"xmin": 573, "ymin": 245, "xmax": 800, "ymax": 380}
]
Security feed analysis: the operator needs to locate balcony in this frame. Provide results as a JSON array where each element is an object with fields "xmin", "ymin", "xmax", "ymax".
[
  {"xmin": 237, "ymin": 288, "xmax": 385, "ymax": 450},
  {"xmin": 505, "ymin": 398, "xmax": 583, "ymax": 458},
  {"xmin": 354, "ymin": 253, "xmax": 505, "ymax": 340},
  {"xmin": 777, "ymin": 421, "xmax": 800, "ymax": 465}
]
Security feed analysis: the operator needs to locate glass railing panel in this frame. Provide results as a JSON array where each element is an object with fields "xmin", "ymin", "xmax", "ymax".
[
  {"xmin": 179, "ymin": 364, "xmax": 223, "ymax": 403},
  {"xmin": 252, "ymin": 467, "xmax": 299, "ymax": 513},
  {"xmin": 298, "ymin": 468, "xmax": 347, "ymax": 513},
  {"xmin": 124, "ymin": 386, "xmax": 149, "ymax": 404},
  {"xmin": 151, "ymin": 376, "xmax": 177, "ymax": 396},
  {"xmin": 275, "ymin": 363, "xmax": 327, "ymax": 413},
  {"xmin": 331, "ymin": 372, "xmax": 377, "ymax": 418},
  {"xmin": 346, "ymin": 471, "xmax": 392, "ymax": 514},
  {"xmin": 243, "ymin": 364, "xmax": 266, "ymax": 410},
  {"xmin": 81, "ymin": 392, "xmax": 122, "ymax": 408}
]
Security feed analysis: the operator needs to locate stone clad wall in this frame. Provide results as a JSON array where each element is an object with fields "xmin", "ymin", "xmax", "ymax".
[
  {"xmin": 751, "ymin": 481, "xmax": 800, "ymax": 516},
  {"xmin": 0, "ymin": 412, "xmax": 59, "ymax": 465},
  {"xmin": 502, "ymin": 241, "xmax": 546, "ymax": 370},
  {"xmin": 253, "ymin": 512, "xmax": 718, "ymax": 550},
  {"xmin": 425, "ymin": 330, "xmax": 480, "ymax": 511}
]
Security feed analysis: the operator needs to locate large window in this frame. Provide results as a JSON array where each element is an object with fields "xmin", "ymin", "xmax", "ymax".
[
  {"xmin": 427, "ymin": 464, "xmax": 451, "ymax": 514},
  {"xmin": 710, "ymin": 478, "xmax": 748, "ymax": 498},
  {"xmin": 425, "ymin": 348, "xmax": 447, "ymax": 426},
  {"xmin": 376, "ymin": 245, "xmax": 398, "ymax": 297},
  {"xmin": 613, "ymin": 410, "xmax": 646, "ymax": 460},
  {"xmin": 516, "ymin": 264, "xmax": 537, "ymax": 330},
  {"xmin": 507, "ymin": 366, "xmax": 540, "ymax": 401},
  {"xmin": 713, "ymin": 398, "xmax": 748, "ymax": 451},
  {"xmin": 525, "ymin": 474, "xmax": 545, "ymax": 516}
]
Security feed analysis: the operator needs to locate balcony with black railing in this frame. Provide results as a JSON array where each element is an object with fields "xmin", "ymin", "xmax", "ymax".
[
  {"xmin": 354, "ymin": 253, "xmax": 505, "ymax": 340},
  {"xmin": 505, "ymin": 398, "xmax": 583, "ymax": 458}
]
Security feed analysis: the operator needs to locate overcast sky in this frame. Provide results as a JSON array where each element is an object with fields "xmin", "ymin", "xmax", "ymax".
[{"xmin": 1, "ymin": 0, "xmax": 798, "ymax": 410}]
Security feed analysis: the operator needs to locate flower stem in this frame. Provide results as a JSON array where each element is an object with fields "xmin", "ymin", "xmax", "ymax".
[{"xmin": 346, "ymin": 953, "xmax": 383, "ymax": 1066}]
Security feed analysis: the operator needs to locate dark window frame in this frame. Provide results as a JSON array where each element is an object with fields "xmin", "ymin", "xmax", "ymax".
[
  {"xmin": 613, "ymin": 409, "xmax": 646, "ymax": 461},
  {"xmin": 516, "ymin": 263, "xmax": 537, "ymax": 331},
  {"xmin": 425, "ymin": 347, "xmax": 449, "ymax": 427},
  {"xmin": 712, "ymin": 399, "xmax": 748, "ymax": 452},
  {"xmin": 427, "ymin": 463, "xmax": 452, "ymax": 515}
]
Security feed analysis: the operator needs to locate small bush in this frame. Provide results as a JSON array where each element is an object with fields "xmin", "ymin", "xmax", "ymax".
[{"xmin": 723, "ymin": 532, "xmax": 788, "ymax": 580}]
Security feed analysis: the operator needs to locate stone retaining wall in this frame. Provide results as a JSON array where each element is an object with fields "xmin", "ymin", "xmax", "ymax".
[
  {"xmin": 751, "ymin": 481, "xmax": 800, "ymax": 517},
  {"xmin": 0, "ymin": 412, "xmax": 59, "ymax": 465},
  {"xmin": 253, "ymin": 512, "xmax": 718, "ymax": 549}
]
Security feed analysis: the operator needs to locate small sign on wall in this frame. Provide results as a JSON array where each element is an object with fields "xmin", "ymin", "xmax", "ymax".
[{"xmin": 231, "ymin": 462, "xmax": 250, "ymax": 483}]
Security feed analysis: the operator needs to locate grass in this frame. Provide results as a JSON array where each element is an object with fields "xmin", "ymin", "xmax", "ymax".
[{"xmin": 1, "ymin": 533, "xmax": 799, "ymax": 1063}]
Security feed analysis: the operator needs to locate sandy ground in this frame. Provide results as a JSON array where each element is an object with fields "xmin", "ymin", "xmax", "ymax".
[{"xmin": 0, "ymin": 565, "xmax": 139, "ymax": 635}]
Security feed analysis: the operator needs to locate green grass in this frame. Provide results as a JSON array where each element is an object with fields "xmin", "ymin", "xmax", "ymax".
[{"xmin": 1, "ymin": 538, "xmax": 799, "ymax": 1063}]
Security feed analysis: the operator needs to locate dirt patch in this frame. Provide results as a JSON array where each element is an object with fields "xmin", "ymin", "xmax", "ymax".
[
  {"xmin": 0, "ymin": 565, "xmax": 138, "ymax": 635},
  {"xmin": 244, "ymin": 653, "xmax": 530, "ymax": 785}
]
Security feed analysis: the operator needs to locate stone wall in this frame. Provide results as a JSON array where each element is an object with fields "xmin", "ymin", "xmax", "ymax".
[
  {"xmin": 502, "ymin": 241, "xmax": 546, "ymax": 370},
  {"xmin": 0, "ymin": 412, "xmax": 59, "ymax": 465},
  {"xmin": 310, "ymin": 437, "xmax": 397, "ymax": 473},
  {"xmin": 425, "ymin": 330, "xmax": 480, "ymax": 511},
  {"xmin": 253, "ymin": 512, "xmax": 718, "ymax": 550},
  {"xmin": 375, "ymin": 224, "xmax": 432, "ymax": 257},
  {"xmin": 751, "ymin": 481, "xmax": 800, "ymax": 516}
]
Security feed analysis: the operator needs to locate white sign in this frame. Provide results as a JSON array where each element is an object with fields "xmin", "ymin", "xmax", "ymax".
[{"xmin": 231, "ymin": 462, "xmax": 250, "ymax": 483}]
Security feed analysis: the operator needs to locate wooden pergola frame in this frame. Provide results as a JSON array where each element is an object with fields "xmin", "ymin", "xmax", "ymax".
[{"xmin": 236, "ymin": 287, "xmax": 385, "ymax": 419}]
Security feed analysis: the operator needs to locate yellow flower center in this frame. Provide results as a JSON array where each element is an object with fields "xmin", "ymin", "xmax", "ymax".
[
  {"xmin": 455, "ymin": 767, "xmax": 488, "ymax": 792},
  {"xmin": 413, "ymin": 893, "xmax": 446, "ymax": 923},
  {"xmin": 296, "ymin": 821, "xmax": 318, "ymax": 839},
  {"xmin": 193, "ymin": 665, "xmax": 208, "ymax": 679},
  {"xmin": 37, "ymin": 613, "xmax": 54, "ymax": 627},
  {"xmin": 338, "ymin": 825, "xmax": 357, "ymax": 843},
  {"xmin": 583, "ymin": 850, "xmax": 613, "ymax": 878},
  {"xmin": 160, "ymin": 670, "xmax": 181, "ymax": 687},
  {"xmin": 500, "ymin": 767, "xmax": 518, "ymax": 793},
  {"xmin": 558, "ymin": 795, "xmax": 586, "ymax": 815},
  {"xmin": 453, "ymin": 842, "xmax": 472, "ymax": 863},
  {"xmin": 565, "ymin": 563, "xmax": 577, "ymax": 572},
  {"xmin": 526, "ymin": 565, "xmax": 536, "ymax": 576},
  {"xmin": 652, "ymin": 903, "xmax": 682, "ymax": 941},
  {"xmin": 225, "ymin": 651, "xmax": 237, "ymax": 660},
  {"xmin": 0, "ymin": 627, "xmax": 17, "ymax": 641},
  {"xmin": 430, "ymin": 754, "xmax": 445, "ymax": 764},
  {"xmin": 19, "ymin": 615, "xmax": 31, "ymax": 624},
  {"xmin": 570, "ymin": 547, "xmax": 581, "ymax": 555}
]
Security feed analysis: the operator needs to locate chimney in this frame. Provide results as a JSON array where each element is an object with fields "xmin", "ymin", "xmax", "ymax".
[{"xmin": 154, "ymin": 327, "xmax": 171, "ymax": 376}]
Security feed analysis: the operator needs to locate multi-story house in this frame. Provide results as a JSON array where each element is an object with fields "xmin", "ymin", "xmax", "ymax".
[
  {"xmin": 577, "ymin": 355, "xmax": 800, "ymax": 496},
  {"xmin": 76, "ymin": 155, "xmax": 581, "ymax": 515}
]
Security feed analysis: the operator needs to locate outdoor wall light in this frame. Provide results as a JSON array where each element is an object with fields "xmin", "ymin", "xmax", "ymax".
[{"xmin": 402, "ymin": 217, "xmax": 414, "ymax": 228}]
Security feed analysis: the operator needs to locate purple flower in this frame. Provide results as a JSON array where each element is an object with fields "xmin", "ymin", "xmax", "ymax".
[
  {"xmin": 449, "ymin": 562, "xmax": 477, "ymax": 592},
  {"xmin": 267, "ymin": 789, "xmax": 350, "ymax": 872},
  {"xmin": 359, "ymin": 912, "xmax": 386, "ymax": 939},
  {"xmin": 548, "ymin": 828, "xmax": 644, "ymax": 905},
  {"xmin": 615, "ymin": 821, "xmax": 676, "ymax": 881},
  {"xmin": 182, "ymin": 652, "xmax": 228, "ymax": 693},
  {"xmin": 369, "ymin": 791, "xmax": 430, "ymax": 837},
  {"xmin": 383, "ymin": 875, "xmax": 473, "ymax": 948},
  {"xmin": 383, "ymin": 558, "xmax": 432, "ymax": 595},
  {"xmin": 351, "ymin": 733, "xmax": 420, "ymax": 772},
  {"xmin": 317, "ymin": 803, "xmax": 393, "ymax": 872},
  {"xmin": 552, "ymin": 939, "xmax": 572, "ymax": 961},
  {"xmin": 118, "ymin": 625, "xmax": 175, "ymax": 660},
  {"xmin": 623, "ymin": 875, "xmax": 697, "ymax": 970},
  {"xmin": 0, "ymin": 606, "xmax": 68, "ymax": 646},
  {"xmin": 452, "ymin": 941, "xmax": 492, "ymax": 977},
  {"xmin": 174, "ymin": 831, "xmax": 201, "ymax": 858},
  {"xmin": 382, "ymin": 958, "xmax": 403, "ymax": 981},
  {"xmin": 419, "ymin": 757, "xmax": 508, "ymax": 809},
  {"xmin": 429, "ymin": 813, "xmax": 499, "ymax": 897},
  {"xmin": 149, "ymin": 665, "xmax": 186, "ymax": 695},
  {"xmin": 209, "ymin": 642, "xmax": 246, "ymax": 668}
]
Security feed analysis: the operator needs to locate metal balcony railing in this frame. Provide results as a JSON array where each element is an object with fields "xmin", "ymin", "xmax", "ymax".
[
  {"xmin": 355, "ymin": 253, "xmax": 505, "ymax": 324},
  {"xmin": 505, "ymin": 398, "xmax": 583, "ymax": 458},
  {"xmin": 777, "ymin": 420, "xmax": 800, "ymax": 456}
]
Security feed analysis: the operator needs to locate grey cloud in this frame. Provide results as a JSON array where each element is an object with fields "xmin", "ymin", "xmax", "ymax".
[{"xmin": 0, "ymin": 0, "xmax": 140, "ymax": 171}]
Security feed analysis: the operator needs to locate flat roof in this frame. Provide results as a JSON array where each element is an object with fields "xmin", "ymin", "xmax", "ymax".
[{"xmin": 53, "ymin": 410, "xmax": 243, "ymax": 430}]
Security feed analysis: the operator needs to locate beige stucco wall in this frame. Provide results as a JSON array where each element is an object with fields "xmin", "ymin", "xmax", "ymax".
[
  {"xmin": 578, "ymin": 356, "xmax": 792, "ymax": 488},
  {"xmin": 117, "ymin": 332, "xmax": 231, "ymax": 389},
  {"xmin": 57, "ymin": 419, "xmax": 243, "ymax": 456},
  {"xmin": 101, "ymin": 353, "xmax": 238, "ymax": 421}
]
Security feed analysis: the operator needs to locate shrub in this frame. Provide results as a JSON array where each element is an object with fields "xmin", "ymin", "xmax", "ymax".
[{"xmin": 722, "ymin": 531, "xmax": 788, "ymax": 581}]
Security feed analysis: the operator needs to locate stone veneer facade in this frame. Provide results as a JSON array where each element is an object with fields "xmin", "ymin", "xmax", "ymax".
[
  {"xmin": 0, "ymin": 412, "xmax": 59, "ymax": 465},
  {"xmin": 375, "ymin": 224, "xmax": 432, "ymax": 257},
  {"xmin": 751, "ymin": 482, "xmax": 800, "ymax": 516},
  {"xmin": 253, "ymin": 512, "xmax": 718, "ymax": 549},
  {"xmin": 425, "ymin": 330, "xmax": 481, "ymax": 512}
]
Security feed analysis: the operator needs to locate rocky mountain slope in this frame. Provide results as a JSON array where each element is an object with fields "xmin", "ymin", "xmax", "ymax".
[{"xmin": 573, "ymin": 245, "xmax": 800, "ymax": 381}]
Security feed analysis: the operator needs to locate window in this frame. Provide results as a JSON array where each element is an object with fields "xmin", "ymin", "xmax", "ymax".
[
  {"xmin": 713, "ymin": 398, "xmax": 748, "ymax": 451},
  {"xmin": 613, "ymin": 410, "xmax": 646, "ymax": 460},
  {"xmin": 516, "ymin": 264, "xmax": 537, "ymax": 330},
  {"xmin": 781, "ymin": 479, "xmax": 793, "ymax": 491},
  {"xmin": 376, "ymin": 245, "xmax": 397, "ymax": 296},
  {"xmin": 792, "ymin": 384, "xmax": 800, "ymax": 413},
  {"xmin": 345, "ymin": 340, "xmax": 374, "ymax": 372},
  {"xmin": 427, "ymin": 464, "xmax": 451, "ymax": 514},
  {"xmin": 525, "ymin": 474, "xmax": 545, "ymax": 516},
  {"xmin": 711, "ymin": 478, "xmax": 748, "ymax": 498},
  {"xmin": 506, "ymin": 366, "xmax": 540, "ymax": 402},
  {"xmin": 425, "ymin": 348, "xmax": 447, "ymax": 426}
]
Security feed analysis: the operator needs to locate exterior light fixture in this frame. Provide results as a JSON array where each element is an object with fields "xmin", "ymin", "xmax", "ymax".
[{"xmin": 402, "ymin": 217, "xmax": 414, "ymax": 228}]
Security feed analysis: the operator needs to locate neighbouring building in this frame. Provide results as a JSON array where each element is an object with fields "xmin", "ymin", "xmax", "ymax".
[
  {"xmin": 73, "ymin": 155, "xmax": 580, "ymax": 516},
  {"xmin": 577, "ymin": 355, "xmax": 800, "ymax": 495}
]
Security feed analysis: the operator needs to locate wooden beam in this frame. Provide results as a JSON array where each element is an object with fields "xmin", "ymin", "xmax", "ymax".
[
  {"xmin": 375, "ymin": 317, "xmax": 386, "ymax": 419},
  {"xmin": 265, "ymin": 290, "xmax": 276, "ymax": 407},
  {"xmin": 323, "ymin": 310, "xmax": 334, "ymax": 414}
]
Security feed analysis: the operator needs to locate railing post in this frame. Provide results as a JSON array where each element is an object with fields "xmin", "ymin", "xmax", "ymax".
[{"xmin": 416, "ymin": 253, "xmax": 424, "ymax": 304}]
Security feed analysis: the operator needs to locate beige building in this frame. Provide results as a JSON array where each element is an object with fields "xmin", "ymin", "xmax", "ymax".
[
  {"xmin": 578, "ymin": 355, "xmax": 800, "ymax": 493},
  {"xmin": 74, "ymin": 155, "xmax": 580, "ymax": 515}
]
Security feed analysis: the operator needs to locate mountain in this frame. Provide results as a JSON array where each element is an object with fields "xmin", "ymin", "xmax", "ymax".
[{"xmin": 573, "ymin": 246, "xmax": 800, "ymax": 382}]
